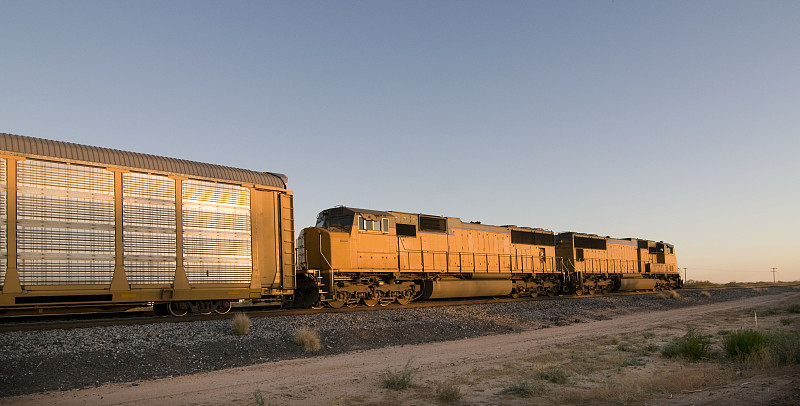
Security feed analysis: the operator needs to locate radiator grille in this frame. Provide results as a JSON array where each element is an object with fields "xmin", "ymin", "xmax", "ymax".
[
  {"xmin": 182, "ymin": 180, "xmax": 252, "ymax": 284},
  {"xmin": 123, "ymin": 172, "xmax": 176, "ymax": 284},
  {"xmin": 17, "ymin": 160, "xmax": 115, "ymax": 285}
]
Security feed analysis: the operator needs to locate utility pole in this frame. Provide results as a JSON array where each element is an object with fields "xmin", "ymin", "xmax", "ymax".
[
  {"xmin": 771, "ymin": 267, "xmax": 778, "ymax": 284},
  {"xmin": 680, "ymin": 267, "xmax": 688, "ymax": 282}
]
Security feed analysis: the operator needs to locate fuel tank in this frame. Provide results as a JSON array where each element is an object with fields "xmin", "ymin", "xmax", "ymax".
[
  {"xmin": 422, "ymin": 279, "xmax": 512, "ymax": 299},
  {"xmin": 617, "ymin": 278, "xmax": 657, "ymax": 291}
]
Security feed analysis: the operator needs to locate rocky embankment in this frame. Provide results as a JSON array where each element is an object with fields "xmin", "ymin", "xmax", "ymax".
[{"xmin": 0, "ymin": 286, "xmax": 793, "ymax": 397}]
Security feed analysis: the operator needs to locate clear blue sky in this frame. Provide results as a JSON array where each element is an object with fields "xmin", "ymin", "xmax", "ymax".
[{"xmin": 1, "ymin": 1, "xmax": 798, "ymax": 283}]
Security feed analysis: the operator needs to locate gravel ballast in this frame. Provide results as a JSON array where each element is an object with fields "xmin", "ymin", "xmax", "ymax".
[{"xmin": 0, "ymin": 286, "xmax": 794, "ymax": 397}]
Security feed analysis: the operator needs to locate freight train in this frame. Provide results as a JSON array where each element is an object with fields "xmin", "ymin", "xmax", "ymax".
[
  {"xmin": 0, "ymin": 133, "xmax": 680, "ymax": 316},
  {"xmin": 294, "ymin": 207, "xmax": 681, "ymax": 308}
]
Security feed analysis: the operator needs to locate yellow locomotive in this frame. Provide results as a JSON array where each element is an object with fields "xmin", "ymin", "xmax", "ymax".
[{"xmin": 296, "ymin": 206, "xmax": 680, "ymax": 308}]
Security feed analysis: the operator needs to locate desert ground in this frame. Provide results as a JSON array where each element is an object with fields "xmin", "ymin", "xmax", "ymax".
[{"xmin": 4, "ymin": 289, "xmax": 799, "ymax": 406}]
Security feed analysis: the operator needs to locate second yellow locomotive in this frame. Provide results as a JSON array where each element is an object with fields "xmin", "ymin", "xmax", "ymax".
[{"xmin": 296, "ymin": 207, "xmax": 681, "ymax": 308}]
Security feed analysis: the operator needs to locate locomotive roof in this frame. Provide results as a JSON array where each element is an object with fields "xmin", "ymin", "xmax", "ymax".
[
  {"xmin": 323, "ymin": 206, "xmax": 393, "ymax": 217},
  {"xmin": 0, "ymin": 132, "xmax": 287, "ymax": 189},
  {"xmin": 557, "ymin": 231, "xmax": 673, "ymax": 247}
]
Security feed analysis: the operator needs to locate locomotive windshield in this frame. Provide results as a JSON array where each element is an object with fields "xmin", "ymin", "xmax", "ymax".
[{"xmin": 316, "ymin": 212, "xmax": 354, "ymax": 232}]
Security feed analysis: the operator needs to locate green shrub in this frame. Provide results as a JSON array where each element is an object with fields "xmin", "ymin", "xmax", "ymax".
[
  {"xmin": 662, "ymin": 327, "xmax": 712, "ymax": 361},
  {"xmin": 780, "ymin": 317, "xmax": 794, "ymax": 326},
  {"xmin": 787, "ymin": 304, "xmax": 800, "ymax": 314},
  {"xmin": 501, "ymin": 380, "xmax": 545, "ymax": 397},
  {"xmin": 723, "ymin": 329, "xmax": 765, "ymax": 361},
  {"xmin": 232, "ymin": 312, "xmax": 250, "ymax": 336},
  {"xmin": 381, "ymin": 360, "xmax": 416, "ymax": 390},
  {"xmin": 764, "ymin": 330, "xmax": 800, "ymax": 366}
]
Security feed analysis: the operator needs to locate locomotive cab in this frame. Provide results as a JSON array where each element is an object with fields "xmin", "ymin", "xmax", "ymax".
[{"xmin": 295, "ymin": 207, "xmax": 414, "ymax": 308}]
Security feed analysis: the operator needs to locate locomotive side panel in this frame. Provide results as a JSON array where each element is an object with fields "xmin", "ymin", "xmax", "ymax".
[{"xmin": 448, "ymin": 220, "xmax": 511, "ymax": 274}]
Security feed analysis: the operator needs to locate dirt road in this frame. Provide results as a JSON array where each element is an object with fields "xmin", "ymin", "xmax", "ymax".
[{"xmin": 5, "ymin": 291, "xmax": 799, "ymax": 406}]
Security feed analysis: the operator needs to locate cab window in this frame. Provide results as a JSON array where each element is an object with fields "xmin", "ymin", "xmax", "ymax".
[{"xmin": 358, "ymin": 216, "xmax": 387, "ymax": 232}]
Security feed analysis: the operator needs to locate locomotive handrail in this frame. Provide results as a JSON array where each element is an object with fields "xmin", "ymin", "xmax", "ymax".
[
  {"xmin": 319, "ymin": 234, "xmax": 334, "ymax": 271},
  {"xmin": 398, "ymin": 249, "xmax": 561, "ymax": 274}
]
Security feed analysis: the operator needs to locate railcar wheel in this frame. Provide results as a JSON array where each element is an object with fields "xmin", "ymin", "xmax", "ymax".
[
  {"xmin": 363, "ymin": 298, "xmax": 379, "ymax": 307},
  {"xmin": 153, "ymin": 303, "xmax": 169, "ymax": 317},
  {"xmin": 168, "ymin": 301, "xmax": 189, "ymax": 317},
  {"xmin": 214, "ymin": 300, "xmax": 232, "ymax": 314}
]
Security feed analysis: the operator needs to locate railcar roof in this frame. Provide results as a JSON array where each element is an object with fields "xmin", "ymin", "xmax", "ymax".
[{"xmin": 0, "ymin": 132, "xmax": 287, "ymax": 189}]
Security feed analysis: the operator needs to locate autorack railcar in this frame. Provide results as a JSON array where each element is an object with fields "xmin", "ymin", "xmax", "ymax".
[{"xmin": 0, "ymin": 133, "xmax": 295, "ymax": 316}]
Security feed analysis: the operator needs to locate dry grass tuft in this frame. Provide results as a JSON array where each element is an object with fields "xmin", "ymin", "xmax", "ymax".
[
  {"xmin": 293, "ymin": 327, "xmax": 322, "ymax": 352},
  {"xmin": 667, "ymin": 290, "xmax": 681, "ymax": 299},
  {"xmin": 683, "ymin": 280, "xmax": 717, "ymax": 288},
  {"xmin": 501, "ymin": 380, "xmax": 546, "ymax": 398},
  {"xmin": 700, "ymin": 290, "xmax": 712, "ymax": 298},
  {"xmin": 752, "ymin": 287, "xmax": 768, "ymax": 295},
  {"xmin": 232, "ymin": 312, "xmax": 250, "ymax": 336},
  {"xmin": 434, "ymin": 381, "xmax": 462, "ymax": 404},
  {"xmin": 562, "ymin": 365, "xmax": 732, "ymax": 405},
  {"xmin": 381, "ymin": 359, "xmax": 417, "ymax": 390}
]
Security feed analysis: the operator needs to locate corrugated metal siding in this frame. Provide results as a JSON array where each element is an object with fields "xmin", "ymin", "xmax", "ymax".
[
  {"xmin": 182, "ymin": 180, "xmax": 252, "ymax": 284},
  {"xmin": 16, "ymin": 159, "xmax": 116, "ymax": 285},
  {"xmin": 123, "ymin": 172, "xmax": 177, "ymax": 284},
  {"xmin": 0, "ymin": 133, "xmax": 287, "ymax": 189}
]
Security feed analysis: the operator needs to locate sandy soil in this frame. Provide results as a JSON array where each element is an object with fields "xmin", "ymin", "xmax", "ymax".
[{"xmin": 5, "ymin": 291, "xmax": 800, "ymax": 406}]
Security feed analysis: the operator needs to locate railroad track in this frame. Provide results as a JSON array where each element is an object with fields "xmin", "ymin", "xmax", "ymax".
[{"xmin": 0, "ymin": 289, "xmax": 688, "ymax": 333}]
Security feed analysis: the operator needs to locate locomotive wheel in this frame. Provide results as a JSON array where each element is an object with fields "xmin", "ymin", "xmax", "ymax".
[
  {"xmin": 363, "ymin": 290, "xmax": 381, "ymax": 307},
  {"xmin": 327, "ymin": 300, "xmax": 345, "ymax": 309},
  {"xmin": 396, "ymin": 289, "xmax": 413, "ymax": 305},
  {"xmin": 168, "ymin": 301, "xmax": 188, "ymax": 317},
  {"xmin": 546, "ymin": 290, "xmax": 556, "ymax": 297}
]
